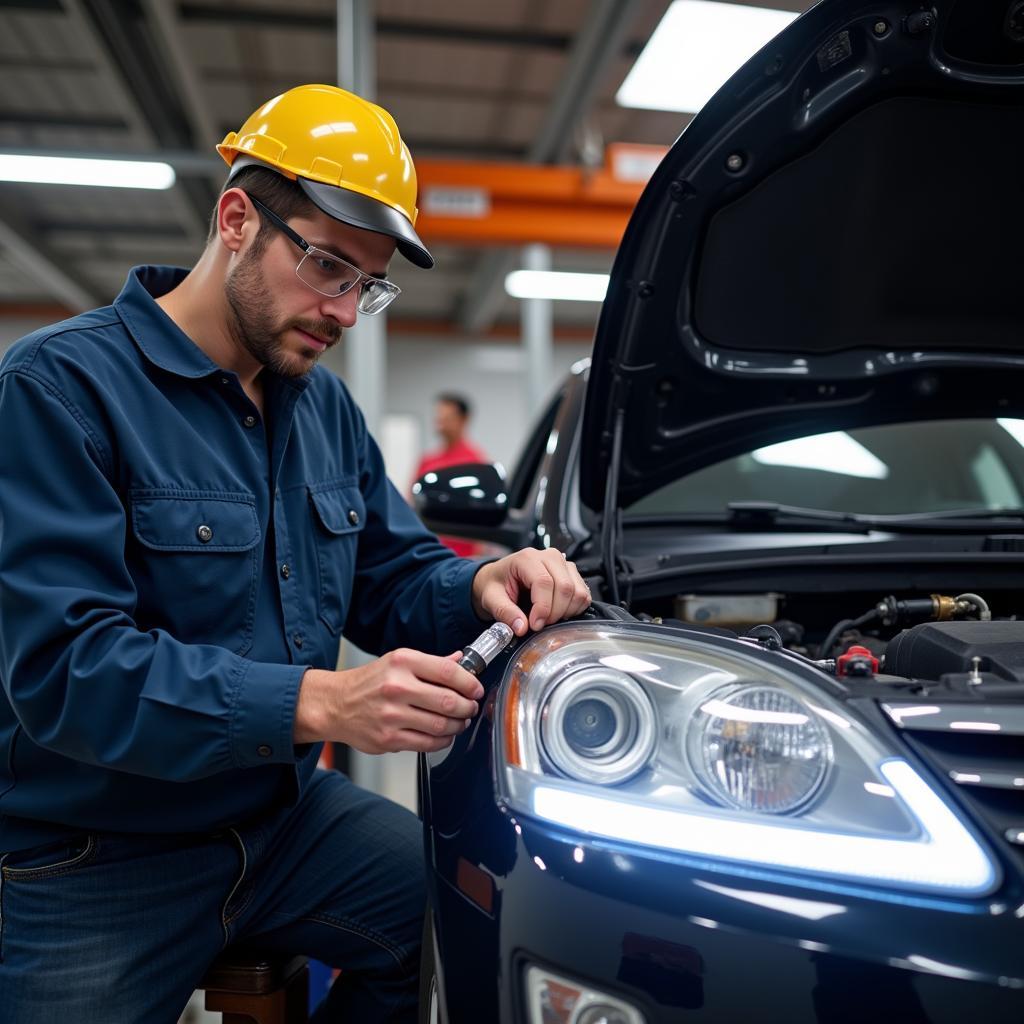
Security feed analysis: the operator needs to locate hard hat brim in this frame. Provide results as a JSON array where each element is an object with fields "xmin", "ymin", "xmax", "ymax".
[{"xmin": 298, "ymin": 177, "xmax": 434, "ymax": 270}]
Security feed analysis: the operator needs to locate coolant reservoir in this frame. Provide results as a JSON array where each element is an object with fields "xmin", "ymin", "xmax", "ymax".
[{"xmin": 676, "ymin": 593, "xmax": 781, "ymax": 627}]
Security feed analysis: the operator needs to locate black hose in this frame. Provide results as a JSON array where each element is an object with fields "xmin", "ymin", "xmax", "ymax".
[
  {"xmin": 819, "ymin": 609, "xmax": 878, "ymax": 658},
  {"xmin": 744, "ymin": 624, "xmax": 784, "ymax": 650}
]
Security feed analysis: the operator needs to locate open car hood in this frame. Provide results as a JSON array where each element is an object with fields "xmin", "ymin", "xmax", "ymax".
[{"xmin": 581, "ymin": 0, "xmax": 1024, "ymax": 512}]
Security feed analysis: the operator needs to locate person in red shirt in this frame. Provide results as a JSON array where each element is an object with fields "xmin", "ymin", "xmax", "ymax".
[{"xmin": 413, "ymin": 393, "xmax": 487, "ymax": 556}]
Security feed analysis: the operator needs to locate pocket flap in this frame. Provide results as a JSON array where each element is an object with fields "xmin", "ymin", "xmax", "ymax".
[
  {"xmin": 130, "ymin": 490, "xmax": 261, "ymax": 552},
  {"xmin": 309, "ymin": 483, "xmax": 367, "ymax": 536}
]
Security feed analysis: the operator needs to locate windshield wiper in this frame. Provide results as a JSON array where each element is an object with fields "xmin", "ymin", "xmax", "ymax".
[
  {"xmin": 726, "ymin": 502, "xmax": 866, "ymax": 526},
  {"xmin": 860, "ymin": 507, "xmax": 1024, "ymax": 522},
  {"xmin": 725, "ymin": 502, "xmax": 1024, "ymax": 529}
]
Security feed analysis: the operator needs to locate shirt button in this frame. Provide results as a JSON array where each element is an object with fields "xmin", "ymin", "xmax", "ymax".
[
  {"xmin": 293, "ymin": 633, "xmax": 304, "ymax": 649},
  {"xmin": 220, "ymin": 377, "xmax": 229, "ymax": 386},
  {"xmin": 347, "ymin": 509, "xmax": 360, "ymax": 526},
  {"xmin": 243, "ymin": 415, "xmax": 257, "ymax": 428},
  {"xmin": 257, "ymin": 744, "xmax": 273, "ymax": 758},
  {"xmin": 280, "ymin": 563, "xmax": 291, "ymax": 580},
  {"xmin": 196, "ymin": 524, "xmax": 213, "ymax": 543}
]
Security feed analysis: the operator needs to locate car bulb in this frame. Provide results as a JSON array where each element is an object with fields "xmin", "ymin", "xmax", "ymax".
[
  {"xmin": 459, "ymin": 622, "xmax": 515, "ymax": 676},
  {"xmin": 690, "ymin": 685, "xmax": 832, "ymax": 813}
]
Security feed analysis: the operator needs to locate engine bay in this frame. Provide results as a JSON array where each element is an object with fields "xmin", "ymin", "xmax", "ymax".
[{"xmin": 592, "ymin": 588, "xmax": 1024, "ymax": 696}]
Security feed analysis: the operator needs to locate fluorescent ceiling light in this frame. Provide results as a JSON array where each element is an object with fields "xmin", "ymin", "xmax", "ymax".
[
  {"xmin": 0, "ymin": 154, "xmax": 175, "ymax": 190},
  {"xmin": 752, "ymin": 431, "xmax": 890, "ymax": 480},
  {"xmin": 505, "ymin": 270, "xmax": 609, "ymax": 302},
  {"xmin": 617, "ymin": 0, "xmax": 799, "ymax": 114}
]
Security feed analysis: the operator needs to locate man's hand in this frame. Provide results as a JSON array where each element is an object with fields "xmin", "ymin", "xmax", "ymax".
[
  {"xmin": 294, "ymin": 650, "xmax": 484, "ymax": 752},
  {"xmin": 472, "ymin": 548, "xmax": 591, "ymax": 637}
]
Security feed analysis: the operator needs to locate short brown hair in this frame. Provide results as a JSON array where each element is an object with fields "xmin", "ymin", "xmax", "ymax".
[
  {"xmin": 207, "ymin": 165, "xmax": 319, "ymax": 256},
  {"xmin": 437, "ymin": 393, "xmax": 471, "ymax": 419}
]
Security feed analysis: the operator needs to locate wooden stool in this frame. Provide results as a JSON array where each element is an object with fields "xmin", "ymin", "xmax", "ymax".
[{"xmin": 198, "ymin": 947, "xmax": 309, "ymax": 1024}]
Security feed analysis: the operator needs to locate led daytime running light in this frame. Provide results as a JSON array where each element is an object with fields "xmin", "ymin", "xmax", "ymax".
[{"xmin": 531, "ymin": 759, "xmax": 997, "ymax": 895}]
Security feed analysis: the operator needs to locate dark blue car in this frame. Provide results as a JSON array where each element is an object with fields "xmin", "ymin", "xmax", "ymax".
[{"xmin": 414, "ymin": 1, "xmax": 1024, "ymax": 1020}]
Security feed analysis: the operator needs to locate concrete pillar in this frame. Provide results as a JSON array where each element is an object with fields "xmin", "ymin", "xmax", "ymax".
[
  {"xmin": 337, "ymin": 0, "xmax": 386, "ymax": 440},
  {"xmin": 337, "ymin": 0, "xmax": 385, "ymax": 794},
  {"xmin": 521, "ymin": 243, "xmax": 554, "ymax": 418}
]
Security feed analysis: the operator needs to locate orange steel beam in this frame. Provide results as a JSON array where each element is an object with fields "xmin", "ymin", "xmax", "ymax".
[
  {"xmin": 417, "ymin": 205, "xmax": 632, "ymax": 249},
  {"xmin": 414, "ymin": 144, "xmax": 666, "ymax": 249}
]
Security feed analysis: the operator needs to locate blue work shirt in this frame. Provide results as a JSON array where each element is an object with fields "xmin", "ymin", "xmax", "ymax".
[{"xmin": 0, "ymin": 265, "xmax": 483, "ymax": 851}]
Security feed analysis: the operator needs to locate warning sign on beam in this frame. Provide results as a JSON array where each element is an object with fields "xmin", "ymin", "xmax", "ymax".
[
  {"xmin": 607, "ymin": 144, "xmax": 668, "ymax": 184},
  {"xmin": 421, "ymin": 187, "xmax": 491, "ymax": 218}
]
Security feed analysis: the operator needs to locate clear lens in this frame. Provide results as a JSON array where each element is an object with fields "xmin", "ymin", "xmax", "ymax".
[
  {"xmin": 296, "ymin": 249, "xmax": 360, "ymax": 293},
  {"xmin": 524, "ymin": 965, "xmax": 646, "ymax": 1024},
  {"xmin": 691, "ymin": 685, "xmax": 832, "ymax": 813},
  {"xmin": 296, "ymin": 249, "xmax": 400, "ymax": 314},
  {"xmin": 357, "ymin": 276, "xmax": 400, "ymax": 314},
  {"xmin": 540, "ymin": 668, "xmax": 656, "ymax": 785}
]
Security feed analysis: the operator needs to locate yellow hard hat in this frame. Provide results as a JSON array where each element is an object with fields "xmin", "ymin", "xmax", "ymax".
[{"xmin": 217, "ymin": 84, "xmax": 432, "ymax": 269}]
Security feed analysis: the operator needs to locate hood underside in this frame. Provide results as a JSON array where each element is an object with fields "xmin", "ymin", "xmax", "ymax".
[{"xmin": 582, "ymin": 0, "xmax": 1024, "ymax": 511}]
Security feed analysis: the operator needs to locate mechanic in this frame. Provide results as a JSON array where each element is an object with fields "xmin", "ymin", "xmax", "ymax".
[{"xmin": 0, "ymin": 84, "xmax": 590, "ymax": 1023}]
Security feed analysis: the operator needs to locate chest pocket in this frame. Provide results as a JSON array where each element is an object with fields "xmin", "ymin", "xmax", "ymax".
[
  {"xmin": 129, "ymin": 490, "xmax": 261, "ymax": 655},
  {"xmin": 308, "ymin": 481, "xmax": 366, "ymax": 634}
]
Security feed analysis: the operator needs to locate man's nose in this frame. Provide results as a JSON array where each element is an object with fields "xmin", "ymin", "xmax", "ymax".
[{"xmin": 319, "ymin": 286, "xmax": 360, "ymax": 328}]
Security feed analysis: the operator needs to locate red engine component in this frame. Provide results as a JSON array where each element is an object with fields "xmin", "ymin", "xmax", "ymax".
[{"xmin": 836, "ymin": 644, "xmax": 880, "ymax": 677}]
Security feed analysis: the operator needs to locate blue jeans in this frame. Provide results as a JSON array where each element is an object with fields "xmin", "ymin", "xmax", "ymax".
[{"xmin": 0, "ymin": 769, "xmax": 424, "ymax": 1023}]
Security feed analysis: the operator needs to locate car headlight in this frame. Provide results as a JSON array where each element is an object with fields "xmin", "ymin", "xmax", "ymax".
[
  {"xmin": 541, "ymin": 667, "xmax": 657, "ymax": 785},
  {"xmin": 496, "ymin": 623, "xmax": 998, "ymax": 897},
  {"xmin": 690, "ymin": 684, "xmax": 832, "ymax": 814}
]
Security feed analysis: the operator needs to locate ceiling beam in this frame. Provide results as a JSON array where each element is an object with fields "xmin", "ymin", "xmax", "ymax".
[
  {"xmin": 456, "ymin": 0, "xmax": 643, "ymax": 334},
  {"xmin": 65, "ymin": 0, "xmax": 216, "ymax": 238},
  {"xmin": 0, "ymin": 0, "xmax": 202, "ymax": 312},
  {"xmin": 179, "ymin": 3, "xmax": 573, "ymax": 49},
  {"xmin": 55, "ymin": 0, "xmax": 212, "ymax": 249},
  {"xmin": 0, "ymin": 192, "xmax": 102, "ymax": 312},
  {"xmin": 0, "ymin": 0, "xmax": 62, "ymax": 9},
  {"xmin": 0, "ymin": 110, "xmax": 128, "ymax": 130},
  {"xmin": 139, "ymin": 0, "xmax": 221, "ymax": 153}
]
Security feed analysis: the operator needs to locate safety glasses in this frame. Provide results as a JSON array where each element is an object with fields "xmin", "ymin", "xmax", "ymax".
[{"xmin": 248, "ymin": 195, "xmax": 401, "ymax": 315}]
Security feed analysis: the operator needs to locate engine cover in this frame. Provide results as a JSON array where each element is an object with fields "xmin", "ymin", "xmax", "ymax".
[{"xmin": 885, "ymin": 620, "xmax": 1024, "ymax": 683}]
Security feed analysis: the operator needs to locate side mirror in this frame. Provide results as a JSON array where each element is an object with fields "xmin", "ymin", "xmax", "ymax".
[{"xmin": 412, "ymin": 462, "xmax": 509, "ymax": 530}]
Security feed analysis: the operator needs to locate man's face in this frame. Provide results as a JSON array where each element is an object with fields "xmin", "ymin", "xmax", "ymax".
[
  {"xmin": 434, "ymin": 401, "xmax": 466, "ymax": 446},
  {"xmin": 224, "ymin": 205, "xmax": 397, "ymax": 378}
]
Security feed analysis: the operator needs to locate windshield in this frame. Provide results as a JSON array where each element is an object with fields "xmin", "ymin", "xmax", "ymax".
[{"xmin": 626, "ymin": 419, "xmax": 1024, "ymax": 518}]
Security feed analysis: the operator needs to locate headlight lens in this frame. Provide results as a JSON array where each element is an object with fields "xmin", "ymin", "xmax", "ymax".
[
  {"xmin": 496, "ymin": 624, "xmax": 998, "ymax": 897},
  {"xmin": 692, "ymin": 685, "xmax": 832, "ymax": 814},
  {"xmin": 541, "ymin": 668, "xmax": 657, "ymax": 785}
]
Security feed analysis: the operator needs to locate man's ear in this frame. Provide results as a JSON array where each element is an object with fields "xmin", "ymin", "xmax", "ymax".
[{"xmin": 216, "ymin": 188, "xmax": 254, "ymax": 254}]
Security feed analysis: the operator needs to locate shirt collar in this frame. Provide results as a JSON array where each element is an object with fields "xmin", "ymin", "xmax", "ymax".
[
  {"xmin": 114, "ymin": 265, "xmax": 224, "ymax": 379},
  {"xmin": 113, "ymin": 265, "xmax": 312, "ymax": 394}
]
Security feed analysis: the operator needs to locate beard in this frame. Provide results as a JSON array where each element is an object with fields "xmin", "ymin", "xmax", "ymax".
[{"xmin": 224, "ymin": 248, "xmax": 341, "ymax": 378}]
